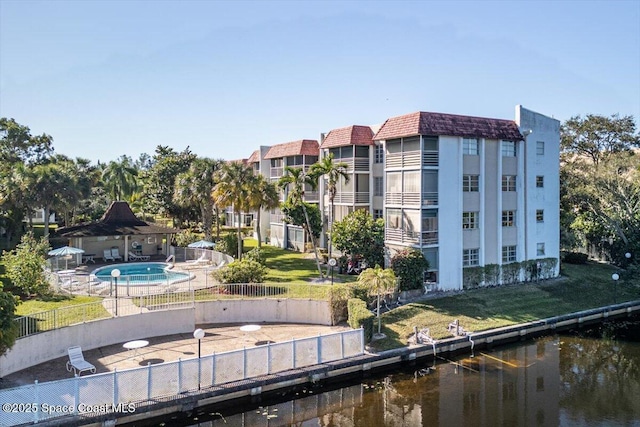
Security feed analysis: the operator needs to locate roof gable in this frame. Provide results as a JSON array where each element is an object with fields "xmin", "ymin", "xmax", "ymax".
[
  {"xmin": 264, "ymin": 140, "xmax": 319, "ymax": 159},
  {"xmin": 374, "ymin": 111, "xmax": 524, "ymax": 141},
  {"xmin": 320, "ymin": 125, "xmax": 374, "ymax": 148}
]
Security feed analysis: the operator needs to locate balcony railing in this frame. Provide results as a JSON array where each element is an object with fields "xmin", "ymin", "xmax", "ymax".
[
  {"xmin": 422, "ymin": 192, "xmax": 438, "ymax": 206},
  {"xmin": 421, "ymin": 231, "xmax": 438, "ymax": 245},
  {"xmin": 385, "ymin": 228, "xmax": 419, "ymax": 244},
  {"xmin": 333, "ymin": 192, "xmax": 370, "ymax": 204},
  {"xmin": 270, "ymin": 167, "xmax": 284, "ymax": 178},
  {"xmin": 385, "ymin": 192, "xmax": 420, "ymax": 206},
  {"xmin": 270, "ymin": 213, "xmax": 285, "ymax": 223},
  {"xmin": 303, "ymin": 191, "xmax": 320, "ymax": 201}
]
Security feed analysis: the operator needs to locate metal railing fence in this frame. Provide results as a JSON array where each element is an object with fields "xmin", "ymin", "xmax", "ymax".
[
  {"xmin": 0, "ymin": 329, "xmax": 364, "ymax": 426},
  {"xmin": 14, "ymin": 301, "xmax": 111, "ymax": 339}
]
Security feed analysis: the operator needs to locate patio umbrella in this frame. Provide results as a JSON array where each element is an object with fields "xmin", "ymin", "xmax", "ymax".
[
  {"xmin": 187, "ymin": 240, "xmax": 216, "ymax": 249},
  {"xmin": 48, "ymin": 246, "xmax": 84, "ymax": 270}
]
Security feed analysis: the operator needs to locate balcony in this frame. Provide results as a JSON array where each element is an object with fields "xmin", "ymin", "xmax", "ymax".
[
  {"xmin": 333, "ymin": 192, "xmax": 370, "ymax": 204},
  {"xmin": 303, "ymin": 191, "xmax": 320, "ymax": 202},
  {"xmin": 270, "ymin": 213, "xmax": 285, "ymax": 223},
  {"xmin": 385, "ymin": 228, "xmax": 419, "ymax": 244},
  {"xmin": 423, "ymin": 150, "xmax": 438, "ymax": 166},
  {"xmin": 385, "ymin": 192, "xmax": 420, "ymax": 206},
  {"xmin": 422, "ymin": 192, "xmax": 438, "ymax": 206},
  {"xmin": 270, "ymin": 167, "xmax": 284, "ymax": 178},
  {"xmin": 421, "ymin": 231, "xmax": 438, "ymax": 245},
  {"xmin": 386, "ymin": 151, "xmax": 421, "ymax": 169}
]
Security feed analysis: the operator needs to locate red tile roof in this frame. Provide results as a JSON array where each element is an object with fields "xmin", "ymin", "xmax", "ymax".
[
  {"xmin": 264, "ymin": 140, "xmax": 319, "ymax": 159},
  {"xmin": 247, "ymin": 150, "xmax": 260, "ymax": 164},
  {"xmin": 320, "ymin": 125, "xmax": 374, "ymax": 148},
  {"xmin": 373, "ymin": 111, "xmax": 524, "ymax": 141}
]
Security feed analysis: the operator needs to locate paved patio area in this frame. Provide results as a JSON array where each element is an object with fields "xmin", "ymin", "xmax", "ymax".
[{"xmin": 0, "ymin": 323, "xmax": 351, "ymax": 389}]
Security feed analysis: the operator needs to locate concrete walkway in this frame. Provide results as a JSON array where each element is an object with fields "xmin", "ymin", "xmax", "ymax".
[{"xmin": 0, "ymin": 323, "xmax": 351, "ymax": 389}]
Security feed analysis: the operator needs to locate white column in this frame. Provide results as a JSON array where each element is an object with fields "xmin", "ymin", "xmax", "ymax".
[{"xmin": 479, "ymin": 138, "xmax": 486, "ymax": 266}]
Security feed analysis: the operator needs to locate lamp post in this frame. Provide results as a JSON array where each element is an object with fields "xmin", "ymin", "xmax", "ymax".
[
  {"xmin": 611, "ymin": 273, "xmax": 619, "ymax": 305},
  {"xmin": 193, "ymin": 328, "xmax": 205, "ymax": 390},
  {"xmin": 111, "ymin": 269, "xmax": 120, "ymax": 316},
  {"xmin": 328, "ymin": 258, "xmax": 336, "ymax": 286}
]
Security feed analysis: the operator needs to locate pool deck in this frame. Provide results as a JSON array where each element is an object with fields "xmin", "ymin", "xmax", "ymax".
[{"xmin": 0, "ymin": 323, "xmax": 351, "ymax": 389}]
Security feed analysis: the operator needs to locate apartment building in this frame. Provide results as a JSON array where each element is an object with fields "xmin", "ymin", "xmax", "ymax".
[
  {"xmin": 372, "ymin": 105, "xmax": 560, "ymax": 290},
  {"xmin": 262, "ymin": 140, "xmax": 319, "ymax": 250},
  {"xmin": 240, "ymin": 105, "xmax": 559, "ymax": 291}
]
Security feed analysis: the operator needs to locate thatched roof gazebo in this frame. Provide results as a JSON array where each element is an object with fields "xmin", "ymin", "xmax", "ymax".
[{"xmin": 56, "ymin": 201, "xmax": 180, "ymax": 262}]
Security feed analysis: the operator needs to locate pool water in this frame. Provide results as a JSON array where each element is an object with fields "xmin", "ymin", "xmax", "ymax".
[{"xmin": 91, "ymin": 262, "xmax": 190, "ymax": 285}]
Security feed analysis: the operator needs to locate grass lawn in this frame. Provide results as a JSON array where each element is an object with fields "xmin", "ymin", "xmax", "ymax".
[
  {"xmin": 243, "ymin": 238, "xmax": 356, "ymax": 284},
  {"xmin": 371, "ymin": 261, "xmax": 640, "ymax": 351},
  {"xmin": 15, "ymin": 295, "xmax": 104, "ymax": 316}
]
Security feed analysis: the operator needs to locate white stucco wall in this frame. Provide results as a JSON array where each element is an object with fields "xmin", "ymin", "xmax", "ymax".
[
  {"xmin": 438, "ymin": 136, "xmax": 463, "ymax": 290},
  {"xmin": 195, "ymin": 299, "xmax": 332, "ymax": 325},
  {"xmin": 1, "ymin": 309, "xmax": 195, "ymax": 377}
]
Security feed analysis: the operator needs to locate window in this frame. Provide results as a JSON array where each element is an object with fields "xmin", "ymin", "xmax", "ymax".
[
  {"xmin": 463, "ymin": 248, "xmax": 479, "ymax": 267},
  {"xmin": 502, "ymin": 245, "xmax": 517, "ymax": 263},
  {"xmin": 462, "ymin": 212, "xmax": 478, "ymax": 229},
  {"xmin": 536, "ymin": 209, "xmax": 544, "ymax": 222},
  {"xmin": 537, "ymin": 243, "xmax": 545, "ymax": 256},
  {"xmin": 536, "ymin": 176, "xmax": 544, "ymax": 188},
  {"xmin": 373, "ymin": 209, "xmax": 383, "ymax": 220},
  {"xmin": 501, "ymin": 140, "xmax": 516, "ymax": 157},
  {"xmin": 463, "ymin": 175, "xmax": 479, "ymax": 192},
  {"xmin": 536, "ymin": 141, "xmax": 545, "ymax": 155},
  {"xmin": 463, "ymin": 138, "xmax": 478, "ymax": 155},
  {"xmin": 375, "ymin": 145, "xmax": 384, "ymax": 163},
  {"xmin": 374, "ymin": 177, "xmax": 384, "ymax": 196},
  {"xmin": 502, "ymin": 175, "xmax": 516, "ymax": 191},
  {"xmin": 502, "ymin": 210, "xmax": 515, "ymax": 227}
]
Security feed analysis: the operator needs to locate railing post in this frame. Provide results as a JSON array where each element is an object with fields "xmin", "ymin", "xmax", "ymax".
[
  {"xmin": 292, "ymin": 338, "xmax": 297, "ymax": 369},
  {"xmin": 147, "ymin": 362, "xmax": 153, "ymax": 401},
  {"xmin": 243, "ymin": 347, "xmax": 247, "ymax": 379},
  {"xmin": 317, "ymin": 333, "xmax": 322, "ymax": 364},
  {"xmin": 267, "ymin": 342, "xmax": 271, "ymax": 374},
  {"xmin": 341, "ymin": 331, "xmax": 345, "ymax": 358},
  {"xmin": 53, "ymin": 310, "xmax": 57, "ymax": 330},
  {"xmin": 177, "ymin": 358, "xmax": 182, "ymax": 394},
  {"xmin": 34, "ymin": 380, "xmax": 40, "ymax": 423},
  {"xmin": 74, "ymin": 374, "xmax": 80, "ymax": 414},
  {"xmin": 360, "ymin": 328, "xmax": 365, "ymax": 354},
  {"xmin": 211, "ymin": 352, "xmax": 216, "ymax": 386},
  {"xmin": 113, "ymin": 369, "xmax": 118, "ymax": 405}
]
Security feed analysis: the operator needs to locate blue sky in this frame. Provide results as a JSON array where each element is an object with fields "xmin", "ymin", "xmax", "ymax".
[{"xmin": 1, "ymin": 0, "xmax": 638, "ymax": 163}]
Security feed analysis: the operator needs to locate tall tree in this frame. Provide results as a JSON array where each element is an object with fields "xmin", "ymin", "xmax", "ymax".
[
  {"xmin": 561, "ymin": 114, "xmax": 640, "ymax": 264},
  {"xmin": 142, "ymin": 146, "xmax": 196, "ymax": 227},
  {"xmin": 246, "ymin": 174, "xmax": 280, "ymax": 247},
  {"xmin": 309, "ymin": 153, "xmax": 349, "ymax": 260},
  {"xmin": 357, "ymin": 265, "xmax": 397, "ymax": 336},
  {"xmin": 101, "ymin": 156, "xmax": 139, "ymax": 201},
  {"xmin": 278, "ymin": 166, "xmax": 323, "ymax": 277},
  {"xmin": 561, "ymin": 114, "xmax": 640, "ymax": 166},
  {"xmin": 174, "ymin": 158, "xmax": 222, "ymax": 241},
  {"xmin": 213, "ymin": 162, "xmax": 254, "ymax": 259},
  {"xmin": 331, "ymin": 209, "xmax": 385, "ymax": 269},
  {"xmin": 0, "ymin": 117, "xmax": 53, "ymax": 165}
]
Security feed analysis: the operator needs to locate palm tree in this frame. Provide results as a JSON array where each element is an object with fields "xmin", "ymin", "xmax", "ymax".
[
  {"xmin": 246, "ymin": 174, "xmax": 280, "ymax": 247},
  {"xmin": 309, "ymin": 153, "xmax": 350, "ymax": 260},
  {"xmin": 278, "ymin": 166, "xmax": 323, "ymax": 277},
  {"xmin": 101, "ymin": 156, "xmax": 138, "ymax": 201},
  {"xmin": 357, "ymin": 265, "xmax": 398, "ymax": 337},
  {"xmin": 174, "ymin": 158, "xmax": 221, "ymax": 241},
  {"xmin": 213, "ymin": 162, "xmax": 253, "ymax": 259}
]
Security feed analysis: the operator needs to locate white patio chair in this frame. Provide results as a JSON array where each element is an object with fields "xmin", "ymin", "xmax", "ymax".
[
  {"xmin": 66, "ymin": 346, "xmax": 96, "ymax": 376},
  {"xmin": 128, "ymin": 253, "xmax": 150, "ymax": 261},
  {"xmin": 111, "ymin": 248, "xmax": 123, "ymax": 261},
  {"xmin": 103, "ymin": 249, "xmax": 115, "ymax": 262}
]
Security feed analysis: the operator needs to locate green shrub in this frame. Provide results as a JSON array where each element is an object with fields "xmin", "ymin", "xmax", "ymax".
[
  {"xmin": 244, "ymin": 247, "xmax": 266, "ymax": 266},
  {"xmin": 328, "ymin": 284, "xmax": 351, "ymax": 325},
  {"xmin": 463, "ymin": 266, "xmax": 484, "ymax": 289},
  {"xmin": 390, "ymin": 248, "xmax": 429, "ymax": 291},
  {"xmin": 564, "ymin": 252, "xmax": 588, "ymax": 264},
  {"xmin": 484, "ymin": 264, "xmax": 500, "ymax": 287},
  {"xmin": 212, "ymin": 259, "xmax": 266, "ymax": 283},
  {"xmin": 217, "ymin": 233, "xmax": 241, "ymax": 258},
  {"xmin": 502, "ymin": 262, "xmax": 522, "ymax": 285},
  {"xmin": 347, "ymin": 298, "xmax": 374, "ymax": 342}
]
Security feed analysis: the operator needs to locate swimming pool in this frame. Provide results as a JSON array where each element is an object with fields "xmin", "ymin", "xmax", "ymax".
[{"xmin": 91, "ymin": 262, "xmax": 190, "ymax": 286}]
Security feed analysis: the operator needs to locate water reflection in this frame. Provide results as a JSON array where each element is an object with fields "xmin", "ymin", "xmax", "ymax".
[{"xmin": 134, "ymin": 321, "xmax": 640, "ymax": 426}]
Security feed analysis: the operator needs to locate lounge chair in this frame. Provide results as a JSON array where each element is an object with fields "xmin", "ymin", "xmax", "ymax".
[
  {"xmin": 129, "ymin": 253, "xmax": 150, "ymax": 261},
  {"xmin": 111, "ymin": 248, "xmax": 123, "ymax": 261},
  {"xmin": 66, "ymin": 346, "xmax": 96, "ymax": 376},
  {"xmin": 103, "ymin": 249, "xmax": 115, "ymax": 262}
]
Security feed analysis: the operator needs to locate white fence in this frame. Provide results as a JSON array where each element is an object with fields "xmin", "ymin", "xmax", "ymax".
[{"xmin": 0, "ymin": 329, "xmax": 364, "ymax": 426}]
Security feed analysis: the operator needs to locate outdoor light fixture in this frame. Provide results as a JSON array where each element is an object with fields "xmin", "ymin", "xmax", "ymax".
[{"xmin": 193, "ymin": 328, "xmax": 205, "ymax": 390}]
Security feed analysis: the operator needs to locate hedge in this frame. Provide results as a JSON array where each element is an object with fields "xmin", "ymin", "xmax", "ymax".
[{"xmin": 347, "ymin": 298, "xmax": 374, "ymax": 343}]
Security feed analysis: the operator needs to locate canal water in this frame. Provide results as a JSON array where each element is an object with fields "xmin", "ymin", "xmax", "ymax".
[{"xmin": 131, "ymin": 319, "xmax": 640, "ymax": 426}]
